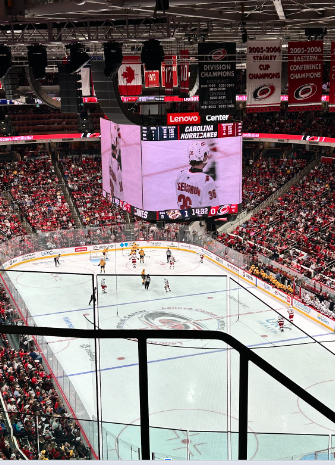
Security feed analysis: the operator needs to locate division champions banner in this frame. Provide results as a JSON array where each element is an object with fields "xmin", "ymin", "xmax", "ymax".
[
  {"xmin": 288, "ymin": 41, "xmax": 323, "ymax": 111},
  {"xmin": 246, "ymin": 40, "xmax": 282, "ymax": 112}
]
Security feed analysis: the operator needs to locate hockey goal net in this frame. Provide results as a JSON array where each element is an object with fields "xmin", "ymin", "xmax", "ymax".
[{"xmin": 90, "ymin": 251, "xmax": 99, "ymax": 261}]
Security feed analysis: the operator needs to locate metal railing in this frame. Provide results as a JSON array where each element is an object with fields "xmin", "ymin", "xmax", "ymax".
[{"xmin": 0, "ymin": 324, "xmax": 333, "ymax": 460}]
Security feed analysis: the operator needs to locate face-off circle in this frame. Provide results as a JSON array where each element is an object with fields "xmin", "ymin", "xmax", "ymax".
[{"xmin": 117, "ymin": 307, "xmax": 226, "ymax": 346}]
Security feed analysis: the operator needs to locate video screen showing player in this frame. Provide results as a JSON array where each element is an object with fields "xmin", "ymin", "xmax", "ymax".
[
  {"xmin": 101, "ymin": 118, "xmax": 142, "ymax": 206},
  {"xmin": 142, "ymin": 136, "xmax": 242, "ymax": 211}
]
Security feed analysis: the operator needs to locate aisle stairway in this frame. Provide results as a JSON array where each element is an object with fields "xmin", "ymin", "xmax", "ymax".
[
  {"xmin": 51, "ymin": 159, "xmax": 83, "ymax": 228},
  {"xmin": 2, "ymin": 190, "xmax": 34, "ymax": 234}
]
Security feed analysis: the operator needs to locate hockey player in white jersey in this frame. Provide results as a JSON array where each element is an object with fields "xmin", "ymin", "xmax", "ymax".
[
  {"xmin": 175, "ymin": 141, "xmax": 217, "ymax": 209},
  {"xmin": 109, "ymin": 124, "xmax": 123, "ymax": 200},
  {"xmin": 169, "ymin": 256, "xmax": 175, "ymax": 269},
  {"xmin": 287, "ymin": 306, "xmax": 294, "ymax": 323},
  {"xmin": 164, "ymin": 278, "xmax": 171, "ymax": 292}
]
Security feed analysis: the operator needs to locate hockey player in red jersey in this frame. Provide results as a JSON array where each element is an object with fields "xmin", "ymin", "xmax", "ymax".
[
  {"xmin": 287, "ymin": 306, "xmax": 294, "ymax": 323},
  {"xmin": 278, "ymin": 315, "xmax": 285, "ymax": 332}
]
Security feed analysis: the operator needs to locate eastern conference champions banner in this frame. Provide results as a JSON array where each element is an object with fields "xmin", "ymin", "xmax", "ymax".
[
  {"xmin": 288, "ymin": 41, "xmax": 323, "ymax": 110},
  {"xmin": 246, "ymin": 40, "xmax": 282, "ymax": 112},
  {"xmin": 198, "ymin": 42, "xmax": 236, "ymax": 116}
]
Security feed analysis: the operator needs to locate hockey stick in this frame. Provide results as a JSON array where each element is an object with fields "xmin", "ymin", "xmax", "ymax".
[{"xmin": 83, "ymin": 313, "xmax": 100, "ymax": 330}]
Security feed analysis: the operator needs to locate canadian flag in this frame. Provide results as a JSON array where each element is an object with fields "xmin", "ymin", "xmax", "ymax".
[{"xmin": 118, "ymin": 56, "xmax": 142, "ymax": 96}]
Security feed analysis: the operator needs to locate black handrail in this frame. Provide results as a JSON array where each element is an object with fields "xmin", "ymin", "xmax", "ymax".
[{"xmin": 1, "ymin": 324, "xmax": 335, "ymax": 460}]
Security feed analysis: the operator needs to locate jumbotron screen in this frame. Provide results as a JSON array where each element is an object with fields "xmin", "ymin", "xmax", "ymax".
[{"xmin": 101, "ymin": 118, "xmax": 242, "ymax": 221}]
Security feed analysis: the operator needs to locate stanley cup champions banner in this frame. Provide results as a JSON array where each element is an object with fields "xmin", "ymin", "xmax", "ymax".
[
  {"xmin": 246, "ymin": 40, "xmax": 282, "ymax": 112},
  {"xmin": 329, "ymin": 42, "xmax": 335, "ymax": 112},
  {"xmin": 288, "ymin": 41, "xmax": 323, "ymax": 111},
  {"xmin": 198, "ymin": 42, "xmax": 236, "ymax": 116}
]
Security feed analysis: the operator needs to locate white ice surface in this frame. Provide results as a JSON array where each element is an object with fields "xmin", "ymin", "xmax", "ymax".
[{"xmin": 7, "ymin": 248, "xmax": 335, "ymax": 460}]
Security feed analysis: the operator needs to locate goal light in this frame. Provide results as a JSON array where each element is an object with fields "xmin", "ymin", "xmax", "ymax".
[
  {"xmin": 141, "ymin": 39, "xmax": 164, "ymax": 71},
  {"xmin": 0, "ymin": 45, "xmax": 11, "ymax": 79}
]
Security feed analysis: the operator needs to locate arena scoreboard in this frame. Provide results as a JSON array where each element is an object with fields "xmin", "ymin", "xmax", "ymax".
[
  {"xmin": 110, "ymin": 196, "xmax": 240, "ymax": 222},
  {"xmin": 141, "ymin": 122, "xmax": 242, "ymax": 141}
]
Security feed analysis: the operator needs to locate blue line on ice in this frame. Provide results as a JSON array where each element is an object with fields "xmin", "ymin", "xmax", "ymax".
[
  {"xmin": 30, "ymin": 287, "xmax": 253, "ymax": 318},
  {"xmin": 59, "ymin": 331, "xmax": 335, "ymax": 378}
]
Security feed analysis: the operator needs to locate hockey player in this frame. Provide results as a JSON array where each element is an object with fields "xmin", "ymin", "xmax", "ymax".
[
  {"xmin": 139, "ymin": 248, "xmax": 145, "ymax": 264},
  {"xmin": 141, "ymin": 269, "xmax": 146, "ymax": 285},
  {"xmin": 287, "ymin": 306, "xmax": 294, "ymax": 323},
  {"xmin": 129, "ymin": 254, "xmax": 137, "ymax": 269},
  {"xmin": 175, "ymin": 141, "xmax": 217, "ymax": 209},
  {"xmin": 145, "ymin": 274, "xmax": 151, "ymax": 290},
  {"xmin": 101, "ymin": 279, "xmax": 107, "ymax": 294},
  {"xmin": 166, "ymin": 248, "xmax": 172, "ymax": 263},
  {"xmin": 199, "ymin": 253, "xmax": 204, "ymax": 263},
  {"xmin": 169, "ymin": 256, "xmax": 175, "ymax": 270},
  {"xmin": 278, "ymin": 315, "xmax": 285, "ymax": 332},
  {"xmin": 102, "ymin": 247, "xmax": 108, "ymax": 259},
  {"xmin": 164, "ymin": 278, "xmax": 171, "ymax": 292},
  {"xmin": 99, "ymin": 258, "xmax": 106, "ymax": 273},
  {"xmin": 131, "ymin": 243, "xmax": 138, "ymax": 255}
]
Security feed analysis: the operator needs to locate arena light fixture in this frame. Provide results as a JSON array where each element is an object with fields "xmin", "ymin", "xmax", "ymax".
[
  {"xmin": 141, "ymin": 39, "xmax": 164, "ymax": 71},
  {"xmin": 65, "ymin": 43, "xmax": 90, "ymax": 74},
  {"xmin": 273, "ymin": 0, "xmax": 285, "ymax": 20},
  {"xmin": 103, "ymin": 42, "xmax": 123, "ymax": 77},
  {"xmin": 0, "ymin": 45, "xmax": 11, "ymax": 79},
  {"xmin": 28, "ymin": 44, "xmax": 47, "ymax": 80}
]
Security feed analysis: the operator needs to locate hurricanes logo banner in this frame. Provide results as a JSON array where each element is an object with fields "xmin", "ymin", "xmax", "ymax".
[
  {"xmin": 246, "ymin": 40, "xmax": 282, "ymax": 113},
  {"xmin": 288, "ymin": 41, "xmax": 323, "ymax": 111}
]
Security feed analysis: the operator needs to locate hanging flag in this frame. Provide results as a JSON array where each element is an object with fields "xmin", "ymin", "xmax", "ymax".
[
  {"xmin": 179, "ymin": 49, "xmax": 189, "ymax": 94},
  {"xmin": 246, "ymin": 40, "xmax": 282, "ymax": 112},
  {"xmin": 144, "ymin": 68, "xmax": 160, "ymax": 88},
  {"xmin": 161, "ymin": 55, "xmax": 178, "ymax": 87},
  {"xmin": 288, "ymin": 41, "xmax": 323, "ymax": 111},
  {"xmin": 164, "ymin": 54, "xmax": 174, "ymax": 95},
  {"xmin": 118, "ymin": 56, "xmax": 142, "ymax": 96},
  {"xmin": 80, "ymin": 66, "xmax": 91, "ymax": 97},
  {"xmin": 329, "ymin": 42, "xmax": 335, "ymax": 112}
]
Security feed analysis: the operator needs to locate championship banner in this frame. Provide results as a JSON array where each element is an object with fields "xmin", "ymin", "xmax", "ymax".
[
  {"xmin": 161, "ymin": 55, "xmax": 177, "ymax": 87},
  {"xmin": 288, "ymin": 41, "xmax": 323, "ymax": 111},
  {"xmin": 118, "ymin": 56, "xmax": 142, "ymax": 96},
  {"xmin": 246, "ymin": 40, "xmax": 282, "ymax": 112},
  {"xmin": 164, "ymin": 54, "xmax": 174, "ymax": 95},
  {"xmin": 329, "ymin": 42, "xmax": 335, "ymax": 112},
  {"xmin": 179, "ymin": 49, "xmax": 189, "ymax": 94},
  {"xmin": 144, "ymin": 69, "xmax": 159, "ymax": 88},
  {"xmin": 198, "ymin": 42, "xmax": 236, "ymax": 116}
]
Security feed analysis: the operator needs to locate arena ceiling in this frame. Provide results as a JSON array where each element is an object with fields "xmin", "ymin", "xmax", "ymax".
[{"xmin": 2, "ymin": 0, "xmax": 335, "ymax": 62}]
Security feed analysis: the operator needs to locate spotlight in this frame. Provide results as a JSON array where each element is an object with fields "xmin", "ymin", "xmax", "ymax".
[
  {"xmin": 103, "ymin": 42, "xmax": 123, "ymax": 77},
  {"xmin": 141, "ymin": 39, "xmax": 164, "ymax": 71},
  {"xmin": 0, "ymin": 45, "xmax": 11, "ymax": 78},
  {"xmin": 65, "ymin": 43, "xmax": 90, "ymax": 74},
  {"xmin": 28, "ymin": 44, "xmax": 47, "ymax": 80}
]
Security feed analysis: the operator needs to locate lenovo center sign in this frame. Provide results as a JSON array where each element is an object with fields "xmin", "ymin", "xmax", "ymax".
[{"xmin": 167, "ymin": 112, "xmax": 201, "ymax": 125}]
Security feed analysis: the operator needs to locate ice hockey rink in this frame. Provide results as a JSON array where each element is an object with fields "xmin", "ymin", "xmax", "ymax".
[{"xmin": 5, "ymin": 247, "xmax": 335, "ymax": 460}]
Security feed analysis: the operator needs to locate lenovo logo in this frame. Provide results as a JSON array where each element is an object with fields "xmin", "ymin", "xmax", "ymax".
[
  {"xmin": 205, "ymin": 114, "xmax": 229, "ymax": 122},
  {"xmin": 167, "ymin": 112, "xmax": 201, "ymax": 125}
]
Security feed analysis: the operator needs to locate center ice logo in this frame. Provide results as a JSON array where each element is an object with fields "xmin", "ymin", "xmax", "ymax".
[{"xmin": 117, "ymin": 307, "xmax": 225, "ymax": 346}]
